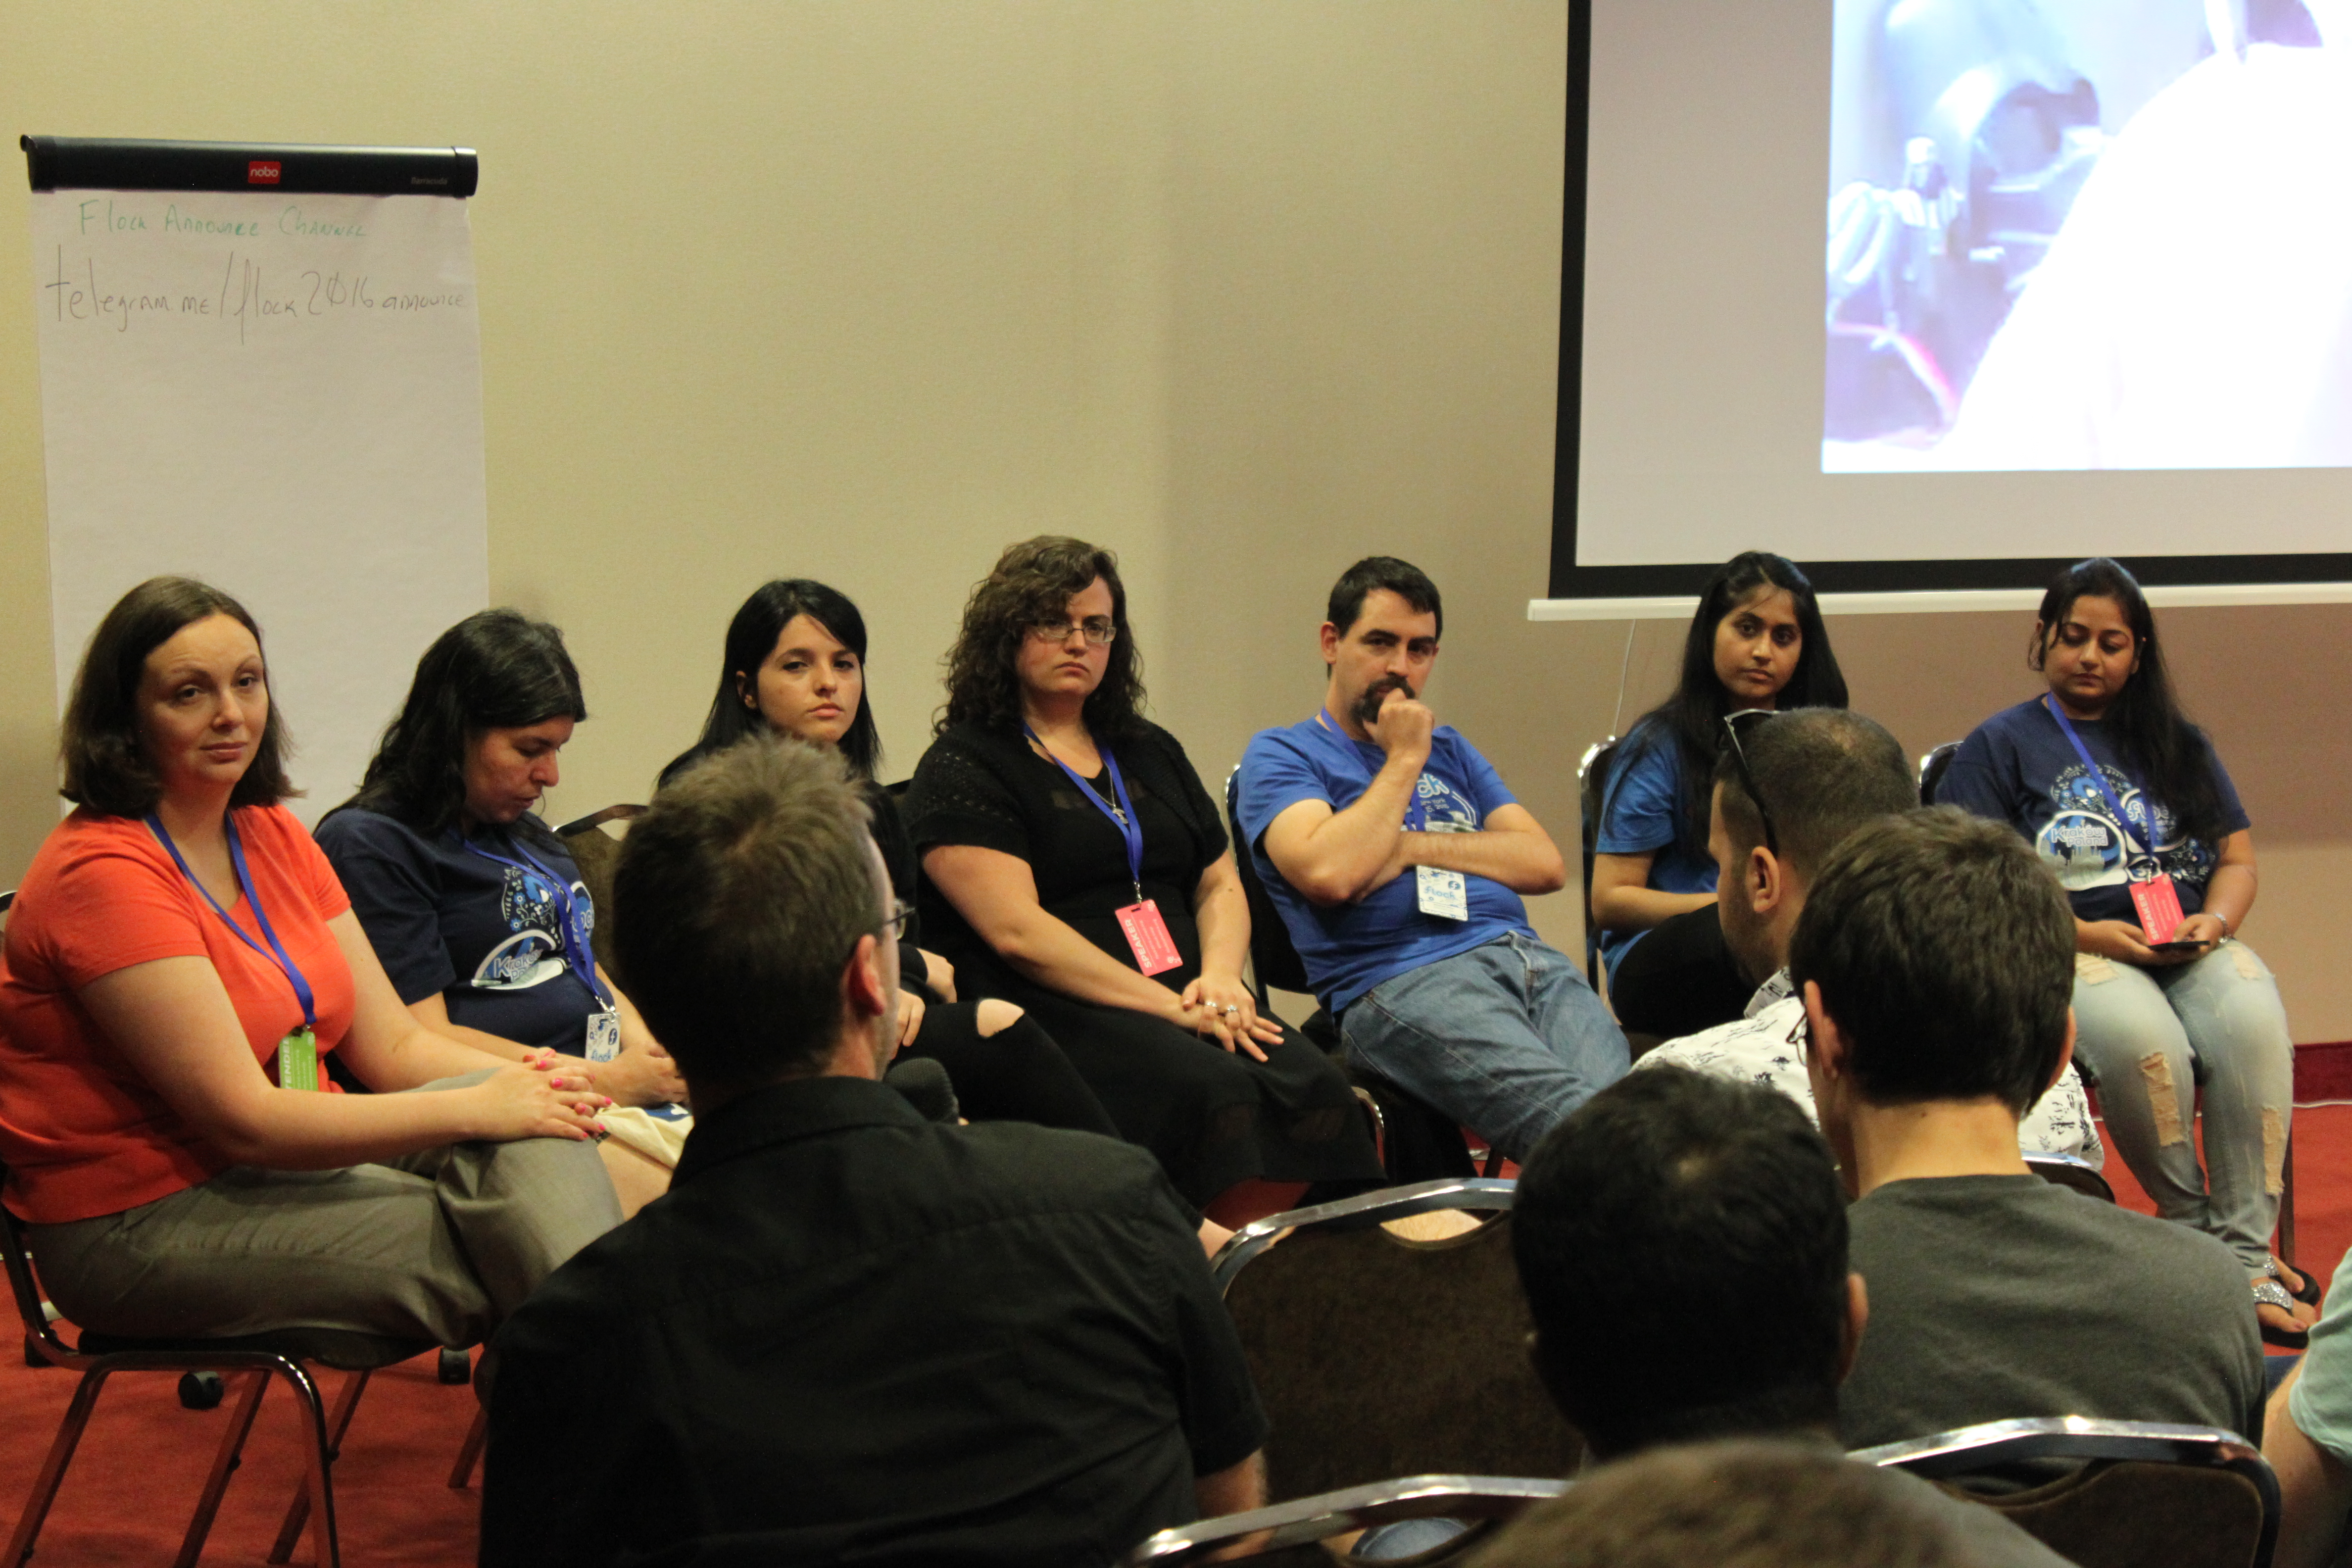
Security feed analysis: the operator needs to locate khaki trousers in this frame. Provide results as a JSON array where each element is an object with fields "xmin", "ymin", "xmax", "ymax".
[{"xmin": 27, "ymin": 1073, "xmax": 620, "ymax": 1347}]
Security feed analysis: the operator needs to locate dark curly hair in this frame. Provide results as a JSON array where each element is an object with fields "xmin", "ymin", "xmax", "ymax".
[
  {"xmin": 60, "ymin": 576, "xmax": 296, "ymax": 817},
  {"xmin": 937, "ymin": 536, "xmax": 1147, "ymax": 738},
  {"xmin": 338, "ymin": 609, "xmax": 587, "ymax": 837}
]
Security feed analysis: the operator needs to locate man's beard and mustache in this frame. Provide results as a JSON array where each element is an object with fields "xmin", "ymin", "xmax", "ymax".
[{"xmin": 1351, "ymin": 675, "xmax": 1417, "ymax": 729}]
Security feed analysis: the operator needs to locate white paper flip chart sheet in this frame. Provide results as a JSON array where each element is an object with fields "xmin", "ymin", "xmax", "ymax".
[{"xmin": 29, "ymin": 189, "xmax": 489, "ymax": 821}]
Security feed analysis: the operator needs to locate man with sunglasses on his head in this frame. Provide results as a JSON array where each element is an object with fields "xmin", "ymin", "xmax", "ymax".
[
  {"xmin": 1234, "ymin": 557, "xmax": 1628, "ymax": 1167},
  {"xmin": 1635, "ymin": 707, "xmax": 2098, "ymax": 1162}
]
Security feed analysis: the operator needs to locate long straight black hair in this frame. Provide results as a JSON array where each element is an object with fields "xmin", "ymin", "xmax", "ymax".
[
  {"xmin": 661, "ymin": 579, "xmax": 880, "ymax": 787},
  {"xmin": 1620, "ymin": 551, "xmax": 1848, "ymax": 860},
  {"xmin": 340, "ymin": 609, "xmax": 587, "ymax": 838},
  {"xmin": 2030, "ymin": 558, "xmax": 2227, "ymax": 847}
]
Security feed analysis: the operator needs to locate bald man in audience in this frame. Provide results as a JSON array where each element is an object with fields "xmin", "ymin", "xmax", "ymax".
[
  {"xmin": 1802, "ymin": 809, "xmax": 2262, "ymax": 1451},
  {"xmin": 1635, "ymin": 708, "xmax": 2098, "ymax": 1163},
  {"xmin": 479, "ymin": 737, "xmax": 1267, "ymax": 1568},
  {"xmin": 1504, "ymin": 1066, "xmax": 2066, "ymax": 1566}
]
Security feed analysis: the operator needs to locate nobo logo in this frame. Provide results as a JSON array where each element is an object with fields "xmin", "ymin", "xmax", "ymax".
[{"xmin": 247, "ymin": 161, "xmax": 282, "ymax": 185}]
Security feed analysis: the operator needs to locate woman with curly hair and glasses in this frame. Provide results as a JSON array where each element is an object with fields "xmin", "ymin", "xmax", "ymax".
[{"xmin": 904, "ymin": 538, "xmax": 1382, "ymax": 1208}]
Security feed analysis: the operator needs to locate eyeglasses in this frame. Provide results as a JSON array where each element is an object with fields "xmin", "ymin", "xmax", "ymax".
[
  {"xmin": 1026, "ymin": 617, "xmax": 1118, "ymax": 647},
  {"xmin": 1721, "ymin": 710, "xmax": 1780, "ymax": 857},
  {"xmin": 881, "ymin": 897, "xmax": 914, "ymax": 938}
]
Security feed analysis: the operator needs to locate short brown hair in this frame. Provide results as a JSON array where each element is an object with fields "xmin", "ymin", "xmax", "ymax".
[
  {"xmin": 1712, "ymin": 708, "xmax": 1915, "ymax": 882},
  {"xmin": 1472, "ymin": 1439, "xmax": 1977, "ymax": 1568},
  {"xmin": 1788, "ymin": 807, "xmax": 2074, "ymax": 1116},
  {"xmin": 936, "ymin": 536, "xmax": 1146, "ymax": 738},
  {"xmin": 60, "ymin": 576, "xmax": 296, "ymax": 818},
  {"xmin": 613, "ymin": 735, "xmax": 882, "ymax": 1093}
]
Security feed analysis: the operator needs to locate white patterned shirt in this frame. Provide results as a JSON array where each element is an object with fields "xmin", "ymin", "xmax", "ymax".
[{"xmin": 1633, "ymin": 970, "xmax": 2103, "ymax": 1165}]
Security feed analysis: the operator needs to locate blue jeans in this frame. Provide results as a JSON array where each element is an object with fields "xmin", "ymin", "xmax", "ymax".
[
  {"xmin": 1339, "ymin": 932, "xmax": 1630, "ymax": 1164},
  {"xmin": 2069, "ymin": 940, "xmax": 2294, "ymax": 1270}
]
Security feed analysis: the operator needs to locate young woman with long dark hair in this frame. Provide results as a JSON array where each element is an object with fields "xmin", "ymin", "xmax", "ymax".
[
  {"xmin": 658, "ymin": 578, "xmax": 1123, "ymax": 1139},
  {"xmin": 1591, "ymin": 551, "xmax": 1850, "ymax": 1038},
  {"xmin": 1942, "ymin": 558, "xmax": 2305, "ymax": 1344}
]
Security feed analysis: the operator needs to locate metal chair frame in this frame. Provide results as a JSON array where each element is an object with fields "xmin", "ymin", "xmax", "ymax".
[
  {"xmin": 0, "ymin": 1164, "xmax": 432, "ymax": 1568},
  {"xmin": 1127, "ymin": 1472, "xmax": 1565, "ymax": 1565},
  {"xmin": 1854, "ymin": 1416, "xmax": 2280, "ymax": 1568},
  {"xmin": 1211, "ymin": 1177, "xmax": 1517, "ymax": 1292},
  {"xmin": 1917, "ymin": 741, "xmax": 1960, "ymax": 804},
  {"xmin": 1576, "ymin": 737, "xmax": 1618, "ymax": 990}
]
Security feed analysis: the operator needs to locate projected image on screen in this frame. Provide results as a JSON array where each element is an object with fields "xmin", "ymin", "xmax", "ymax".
[{"xmin": 1822, "ymin": 0, "xmax": 2352, "ymax": 474}]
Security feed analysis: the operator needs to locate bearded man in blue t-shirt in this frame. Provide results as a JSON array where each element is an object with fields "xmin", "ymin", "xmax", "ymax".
[{"xmin": 1235, "ymin": 558, "xmax": 1629, "ymax": 1163}]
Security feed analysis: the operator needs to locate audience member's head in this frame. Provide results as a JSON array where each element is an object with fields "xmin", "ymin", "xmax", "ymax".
[
  {"xmin": 1470, "ymin": 1439, "xmax": 1984, "ymax": 1568},
  {"xmin": 1711, "ymin": 707, "xmax": 1914, "ymax": 985},
  {"xmin": 1792, "ymin": 807, "xmax": 2075, "ymax": 1141},
  {"xmin": 1512, "ymin": 1068, "xmax": 1858, "ymax": 1460},
  {"xmin": 61, "ymin": 574, "xmax": 294, "ymax": 817},
  {"xmin": 613, "ymin": 735, "xmax": 898, "ymax": 1102},
  {"xmin": 346, "ymin": 608, "xmax": 587, "ymax": 834},
  {"xmin": 938, "ymin": 535, "xmax": 1145, "ymax": 738}
]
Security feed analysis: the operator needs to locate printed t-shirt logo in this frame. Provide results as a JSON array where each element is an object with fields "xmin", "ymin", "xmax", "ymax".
[
  {"xmin": 468, "ymin": 866, "xmax": 588, "ymax": 990},
  {"xmin": 1415, "ymin": 772, "xmax": 1482, "ymax": 833},
  {"xmin": 2034, "ymin": 763, "xmax": 2214, "ymax": 893}
]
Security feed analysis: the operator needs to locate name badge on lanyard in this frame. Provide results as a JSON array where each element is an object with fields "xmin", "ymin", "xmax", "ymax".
[
  {"xmin": 1027, "ymin": 727, "xmax": 1183, "ymax": 976},
  {"xmin": 466, "ymin": 833, "xmax": 619, "ymax": 1046},
  {"xmin": 147, "ymin": 812, "xmax": 324, "ymax": 1089},
  {"xmin": 2042, "ymin": 697, "xmax": 2184, "ymax": 942}
]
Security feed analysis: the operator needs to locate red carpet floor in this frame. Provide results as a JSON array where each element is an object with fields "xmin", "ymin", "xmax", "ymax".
[
  {"xmin": 0, "ymin": 1343, "xmax": 483, "ymax": 1567},
  {"xmin": 8, "ymin": 1106, "xmax": 2352, "ymax": 1565}
]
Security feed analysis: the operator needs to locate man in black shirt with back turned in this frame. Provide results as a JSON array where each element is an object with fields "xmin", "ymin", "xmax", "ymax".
[{"xmin": 479, "ymin": 736, "xmax": 1267, "ymax": 1568}]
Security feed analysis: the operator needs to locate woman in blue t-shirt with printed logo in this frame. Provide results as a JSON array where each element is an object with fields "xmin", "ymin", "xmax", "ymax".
[
  {"xmin": 1591, "ymin": 552, "xmax": 1849, "ymax": 1038},
  {"xmin": 1941, "ymin": 558, "xmax": 2306, "ymax": 1345}
]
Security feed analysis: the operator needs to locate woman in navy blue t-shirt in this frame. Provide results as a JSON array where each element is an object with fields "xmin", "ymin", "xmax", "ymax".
[
  {"xmin": 318, "ymin": 610, "xmax": 686, "ymax": 1215},
  {"xmin": 1942, "ymin": 558, "xmax": 2304, "ymax": 1343}
]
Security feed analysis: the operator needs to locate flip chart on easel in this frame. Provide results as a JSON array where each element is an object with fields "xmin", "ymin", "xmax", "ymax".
[{"xmin": 25, "ymin": 139, "xmax": 489, "ymax": 819}]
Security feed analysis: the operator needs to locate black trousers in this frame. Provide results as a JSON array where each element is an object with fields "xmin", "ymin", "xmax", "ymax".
[
  {"xmin": 1606, "ymin": 905, "xmax": 1755, "ymax": 1041},
  {"xmin": 897, "ymin": 997, "xmax": 1122, "ymax": 1138}
]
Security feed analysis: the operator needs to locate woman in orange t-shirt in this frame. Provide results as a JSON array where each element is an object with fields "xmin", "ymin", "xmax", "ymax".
[{"xmin": 0, "ymin": 577, "xmax": 619, "ymax": 1345}]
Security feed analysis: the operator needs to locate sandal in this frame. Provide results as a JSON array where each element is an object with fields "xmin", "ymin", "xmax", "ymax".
[
  {"xmin": 2255, "ymin": 1278, "xmax": 2312, "ymax": 1349},
  {"xmin": 2267, "ymin": 1256, "xmax": 2324, "ymax": 1309}
]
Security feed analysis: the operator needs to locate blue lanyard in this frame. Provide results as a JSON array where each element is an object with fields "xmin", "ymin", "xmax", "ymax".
[
  {"xmin": 463, "ymin": 833, "xmax": 613, "ymax": 1008},
  {"xmin": 2041, "ymin": 696, "xmax": 2155, "ymax": 864},
  {"xmin": 1313, "ymin": 710, "xmax": 1427, "ymax": 831},
  {"xmin": 147, "ymin": 812, "xmax": 316, "ymax": 1029},
  {"xmin": 1026, "ymin": 726, "xmax": 1148, "ymax": 901}
]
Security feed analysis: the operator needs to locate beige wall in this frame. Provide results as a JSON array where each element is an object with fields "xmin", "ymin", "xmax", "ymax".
[{"xmin": 6, "ymin": 1, "xmax": 2351, "ymax": 1040}]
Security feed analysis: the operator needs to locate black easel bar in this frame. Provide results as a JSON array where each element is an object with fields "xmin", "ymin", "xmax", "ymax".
[{"xmin": 21, "ymin": 137, "xmax": 477, "ymax": 197}]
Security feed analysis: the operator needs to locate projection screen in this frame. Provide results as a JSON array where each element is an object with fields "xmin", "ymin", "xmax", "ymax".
[{"xmin": 1539, "ymin": 0, "xmax": 2352, "ymax": 616}]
